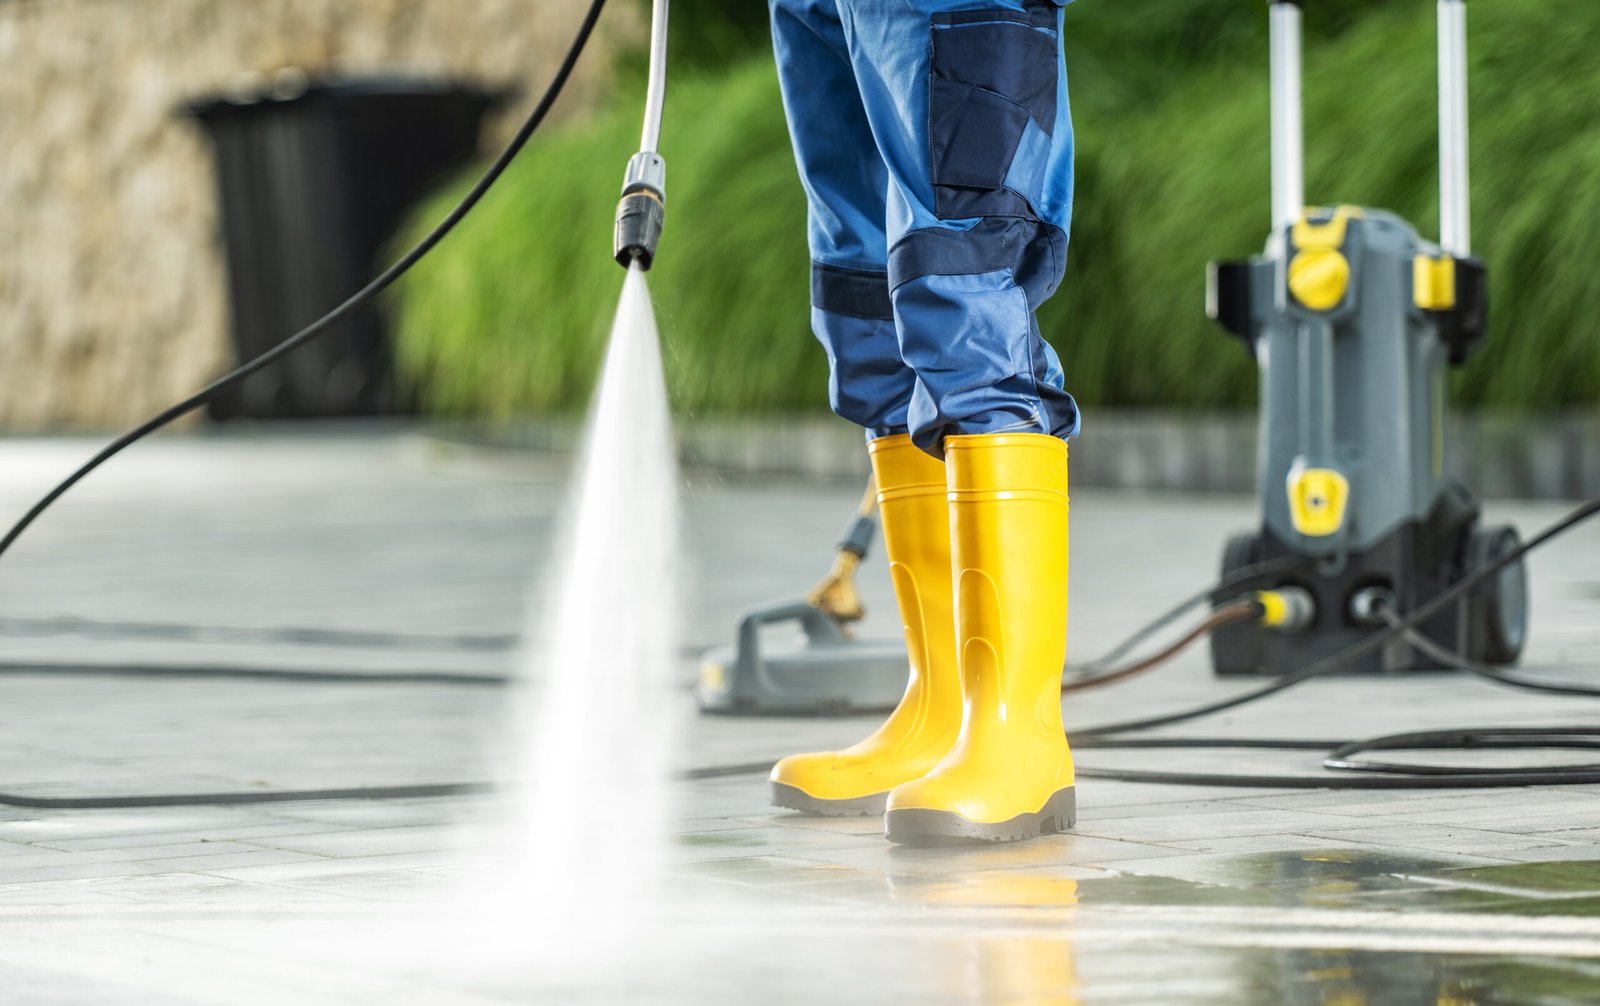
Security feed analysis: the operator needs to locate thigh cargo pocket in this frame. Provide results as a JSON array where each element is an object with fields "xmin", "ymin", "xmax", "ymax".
[{"xmin": 928, "ymin": 4, "xmax": 1061, "ymax": 220}]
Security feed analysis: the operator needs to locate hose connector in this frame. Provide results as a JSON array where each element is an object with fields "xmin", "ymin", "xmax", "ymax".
[
  {"xmin": 804, "ymin": 512, "xmax": 877, "ymax": 630},
  {"xmin": 614, "ymin": 151, "xmax": 666, "ymax": 270},
  {"xmin": 1255, "ymin": 587, "xmax": 1316, "ymax": 633},
  {"xmin": 1348, "ymin": 586, "xmax": 1398, "ymax": 627},
  {"xmin": 806, "ymin": 550, "xmax": 865, "ymax": 631}
]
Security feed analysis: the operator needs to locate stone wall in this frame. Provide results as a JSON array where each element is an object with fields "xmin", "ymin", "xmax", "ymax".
[{"xmin": 0, "ymin": 0, "xmax": 630, "ymax": 429}]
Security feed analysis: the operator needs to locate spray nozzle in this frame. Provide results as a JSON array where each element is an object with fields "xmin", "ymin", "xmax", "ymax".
[{"xmin": 614, "ymin": 152, "xmax": 666, "ymax": 270}]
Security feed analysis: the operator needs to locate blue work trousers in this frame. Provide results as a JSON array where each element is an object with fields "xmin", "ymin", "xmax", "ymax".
[{"xmin": 771, "ymin": 0, "xmax": 1081, "ymax": 455}]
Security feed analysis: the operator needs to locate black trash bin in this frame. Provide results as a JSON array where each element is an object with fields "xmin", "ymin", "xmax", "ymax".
[{"xmin": 188, "ymin": 74, "xmax": 502, "ymax": 419}]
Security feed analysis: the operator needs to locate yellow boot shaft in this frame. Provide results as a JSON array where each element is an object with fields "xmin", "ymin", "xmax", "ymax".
[
  {"xmin": 769, "ymin": 435, "xmax": 963, "ymax": 811},
  {"xmin": 886, "ymin": 433, "xmax": 1074, "ymax": 840}
]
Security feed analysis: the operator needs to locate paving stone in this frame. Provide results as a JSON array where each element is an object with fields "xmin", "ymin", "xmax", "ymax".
[
  {"xmin": 196, "ymin": 851, "xmax": 462, "ymax": 882},
  {"xmin": 0, "ymin": 862, "xmax": 183, "ymax": 888},
  {"xmin": 0, "ymin": 841, "xmax": 283, "ymax": 868},
  {"xmin": 1301, "ymin": 823, "xmax": 1596, "ymax": 857},
  {"xmin": 1076, "ymin": 808, "xmax": 1357, "ymax": 844},
  {"xmin": 240, "ymin": 826, "xmax": 474, "ymax": 858},
  {"xmin": 1103, "ymin": 847, "xmax": 1512, "ymax": 888},
  {"xmin": 1376, "ymin": 800, "xmax": 1600, "ymax": 836},
  {"xmin": 30, "ymin": 822, "xmax": 361, "ymax": 852},
  {"xmin": 138, "ymin": 850, "xmax": 328, "ymax": 871}
]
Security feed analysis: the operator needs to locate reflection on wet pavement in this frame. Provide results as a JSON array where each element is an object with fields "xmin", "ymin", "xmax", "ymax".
[
  {"xmin": 665, "ymin": 838, "xmax": 1600, "ymax": 1006},
  {"xmin": 891, "ymin": 874, "xmax": 1081, "ymax": 909}
]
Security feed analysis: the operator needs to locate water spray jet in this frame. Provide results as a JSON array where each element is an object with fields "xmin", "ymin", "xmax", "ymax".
[{"xmin": 492, "ymin": 0, "xmax": 680, "ymax": 936}]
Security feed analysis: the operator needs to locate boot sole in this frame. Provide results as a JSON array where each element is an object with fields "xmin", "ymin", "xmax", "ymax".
[
  {"xmin": 770, "ymin": 782, "xmax": 887, "ymax": 817},
  {"xmin": 885, "ymin": 787, "xmax": 1076, "ymax": 845}
]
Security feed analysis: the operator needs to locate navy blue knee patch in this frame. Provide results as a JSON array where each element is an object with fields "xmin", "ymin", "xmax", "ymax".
[{"xmin": 889, "ymin": 218, "xmax": 1068, "ymax": 309}]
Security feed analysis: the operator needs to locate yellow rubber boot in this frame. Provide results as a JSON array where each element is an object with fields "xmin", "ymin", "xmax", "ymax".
[
  {"xmin": 885, "ymin": 432, "xmax": 1075, "ymax": 844},
  {"xmin": 770, "ymin": 434, "xmax": 962, "ymax": 816}
]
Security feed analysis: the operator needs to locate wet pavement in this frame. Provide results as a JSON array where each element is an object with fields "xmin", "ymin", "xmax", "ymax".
[{"xmin": 0, "ymin": 427, "xmax": 1598, "ymax": 1004}]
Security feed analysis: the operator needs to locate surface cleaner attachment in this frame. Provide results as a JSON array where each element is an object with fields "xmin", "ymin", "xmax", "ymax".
[
  {"xmin": 697, "ymin": 484, "xmax": 911, "ymax": 715},
  {"xmin": 1205, "ymin": 0, "xmax": 1527, "ymax": 676}
]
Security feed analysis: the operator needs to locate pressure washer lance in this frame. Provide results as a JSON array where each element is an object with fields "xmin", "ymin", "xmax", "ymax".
[{"xmin": 614, "ymin": 0, "xmax": 669, "ymax": 269}]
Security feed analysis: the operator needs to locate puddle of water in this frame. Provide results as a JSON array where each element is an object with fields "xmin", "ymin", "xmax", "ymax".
[
  {"xmin": 98, "ymin": 849, "xmax": 1600, "ymax": 1005},
  {"xmin": 1436, "ymin": 860, "xmax": 1600, "ymax": 898},
  {"xmin": 1264, "ymin": 949, "xmax": 1600, "ymax": 1006},
  {"xmin": 1489, "ymin": 895, "xmax": 1600, "ymax": 918}
]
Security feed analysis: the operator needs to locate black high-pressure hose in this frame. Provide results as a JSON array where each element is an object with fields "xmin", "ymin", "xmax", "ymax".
[
  {"xmin": 1062, "ymin": 600, "xmax": 1261, "ymax": 693},
  {"xmin": 1383, "ymin": 607, "xmax": 1600, "ymax": 699},
  {"xmin": 1063, "ymin": 555, "xmax": 1304, "ymax": 680},
  {"xmin": 0, "ymin": 615, "xmax": 518, "ymax": 652}
]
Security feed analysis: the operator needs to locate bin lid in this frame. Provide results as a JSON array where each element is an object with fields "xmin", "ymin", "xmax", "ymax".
[{"xmin": 185, "ymin": 70, "xmax": 508, "ymax": 120}]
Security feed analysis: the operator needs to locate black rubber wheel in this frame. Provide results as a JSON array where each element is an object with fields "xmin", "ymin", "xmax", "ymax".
[
  {"xmin": 1465, "ymin": 524, "xmax": 1529, "ymax": 666},
  {"xmin": 1221, "ymin": 530, "xmax": 1262, "ymax": 580}
]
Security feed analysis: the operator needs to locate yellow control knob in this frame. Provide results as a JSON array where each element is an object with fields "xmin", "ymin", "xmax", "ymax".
[
  {"xmin": 1287, "ymin": 466, "xmax": 1350, "ymax": 538},
  {"xmin": 1287, "ymin": 248, "xmax": 1351, "ymax": 311}
]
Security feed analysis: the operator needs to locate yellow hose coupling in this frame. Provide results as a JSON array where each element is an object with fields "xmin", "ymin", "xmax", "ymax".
[
  {"xmin": 1255, "ymin": 587, "xmax": 1316, "ymax": 633},
  {"xmin": 806, "ymin": 549, "xmax": 865, "ymax": 627}
]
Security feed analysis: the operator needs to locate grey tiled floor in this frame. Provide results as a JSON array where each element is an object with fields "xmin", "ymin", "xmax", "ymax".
[{"xmin": 0, "ymin": 428, "xmax": 1598, "ymax": 1004}]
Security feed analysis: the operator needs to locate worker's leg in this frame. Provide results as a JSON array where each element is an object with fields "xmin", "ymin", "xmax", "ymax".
[
  {"xmin": 769, "ymin": 0, "xmax": 913, "ymax": 436},
  {"xmin": 839, "ymin": 0, "xmax": 1078, "ymax": 842},
  {"xmin": 840, "ymin": 0, "xmax": 1080, "ymax": 455},
  {"xmin": 767, "ymin": 0, "xmax": 962, "ymax": 816}
]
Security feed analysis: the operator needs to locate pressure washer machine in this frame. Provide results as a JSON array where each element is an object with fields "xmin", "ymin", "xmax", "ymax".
[{"xmin": 1206, "ymin": 0, "xmax": 1528, "ymax": 675}]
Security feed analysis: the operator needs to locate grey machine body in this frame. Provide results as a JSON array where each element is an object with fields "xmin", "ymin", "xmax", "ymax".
[{"xmin": 1206, "ymin": 0, "xmax": 1527, "ymax": 675}]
